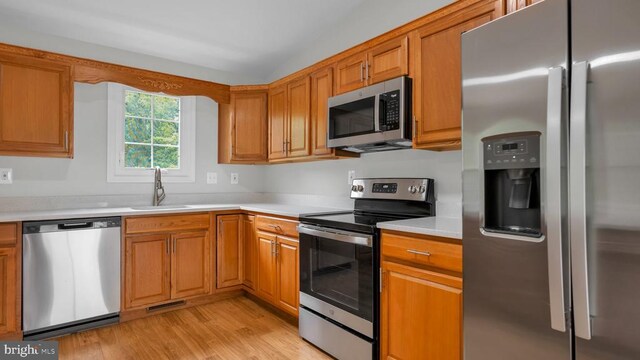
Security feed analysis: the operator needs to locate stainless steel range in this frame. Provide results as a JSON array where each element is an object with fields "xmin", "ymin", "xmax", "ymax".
[{"xmin": 297, "ymin": 178, "xmax": 435, "ymax": 360}]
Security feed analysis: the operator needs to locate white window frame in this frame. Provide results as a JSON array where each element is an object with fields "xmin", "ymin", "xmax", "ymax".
[{"xmin": 107, "ymin": 83, "xmax": 196, "ymax": 183}]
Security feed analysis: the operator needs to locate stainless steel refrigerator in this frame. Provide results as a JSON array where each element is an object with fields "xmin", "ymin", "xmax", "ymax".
[{"xmin": 462, "ymin": 0, "xmax": 640, "ymax": 359}]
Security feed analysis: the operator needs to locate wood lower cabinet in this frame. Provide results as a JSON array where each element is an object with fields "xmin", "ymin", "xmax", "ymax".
[
  {"xmin": 218, "ymin": 88, "xmax": 268, "ymax": 164},
  {"xmin": 381, "ymin": 230, "xmax": 463, "ymax": 360},
  {"xmin": 241, "ymin": 215, "xmax": 257, "ymax": 290},
  {"xmin": 172, "ymin": 231, "xmax": 210, "ymax": 298},
  {"xmin": 0, "ymin": 246, "xmax": 17, "ymax": 337},
  {"xmin": 0, "ymin": 53, "xmax": 72, "ymax": 158},
  {"xmin": 276, "ymin": 236, "xmax": 299, "ymax": 316},
  {"xmin": 411, "ymin": 0, "xmax": 498, "ymax": 150},
  {"xmin": 125, "ymin": 234, "xmax": 171, "ymax": 308},
  {"xmin": 256, "ymin": 231, "xmax": 278, "ymax": 303},
  {"xmin": 216, "ymin": 215, "xmax": 243, "ymax": 288},
  {"xmin": 124, "ymin": 213, "xmax": 212, "ymax": 310}
]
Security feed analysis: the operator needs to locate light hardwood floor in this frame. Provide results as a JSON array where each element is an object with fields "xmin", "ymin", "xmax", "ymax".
[{"xmin": 55, "ymin": 296, "xmax": 332, "ymax": 360}]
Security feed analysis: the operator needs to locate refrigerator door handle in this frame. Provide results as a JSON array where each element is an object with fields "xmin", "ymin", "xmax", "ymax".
[
  {"xmin": 570, "ymin": 61, "xmax": 592, "ymax": 340},
  {"xmin": 546, "ymin": 66, "xmax": 567, "ymax": 332}
]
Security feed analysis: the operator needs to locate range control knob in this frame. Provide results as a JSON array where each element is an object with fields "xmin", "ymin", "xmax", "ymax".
[
  {"xmin": 408, "ymin": 186, "xmax": 418, "ymax": 194},
  {"xmin": 418, "ymin": 185, "xmax": 427, "ymax": 194},
  {"xmin": 356, "ymin": 185, "xmax": 364, "ymax": 192},
  {"xmin": 351, "ymin": 185, "xmax": 358, "ymax": 191}
]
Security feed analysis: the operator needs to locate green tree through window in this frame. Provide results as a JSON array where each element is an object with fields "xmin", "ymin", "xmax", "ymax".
[{"xmin": 124, "ymin": 90, "xmax": 180, "ymax": 169}]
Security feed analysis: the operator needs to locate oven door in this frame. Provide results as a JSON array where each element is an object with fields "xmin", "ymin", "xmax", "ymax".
[{"xmin": 298, "ymin": 224, "xmax": 374, "ymax": 338}]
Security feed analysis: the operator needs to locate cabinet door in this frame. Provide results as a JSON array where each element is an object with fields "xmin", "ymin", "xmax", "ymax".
[
  {"xmin": 310, "ymin": 67, "xmax": 334, "ymax": 156},
  {"xmin": 241, "ymin": 215, "xmax": 257, "ymax": 290},
  {"xmin": 367, "ymin": 36, "xmax": 409, "ymax": 85},
  {"xmin": 231, "ymin": 91, "xmax": 268, "ymax": 162},
  {"xmin": 171, "ymin": 231, "xmax": 210, "ymax": 298},
  {"xmin": 125, "ymin": 234, "xmax": 171, "ymax": 308},
  {"xmin": 0, "ymin": 53, "xmax": 72, "ymax": 157},
  {"xmin": 268, "ymin": 85, "xmax": 287, "ymax": 160},
  {"xmin": 287, "ymin": 77, "xmax": 311, "ymax": 158},
  {"xmin": 381, "ymin": 261, "xmax": 462, "ymax": 360},
  {"xmin": 256, "ymin": 231, "xmax": 277, "ymax": 303},
  {"xmin": 0, "ymin": 247, "xmax": 16, "ymax": 335},
  {"xmin": 411, "ymin": 3, "xmax": 495, "ymax": 150},
  {"xmin": 336, "ymin": 52, "xmax": 367, "ymax": 94},
  {"xmin": 276, "ymin": 236, "xmax": 299, "ymax": 316},
  {"xmin": 216, "ymin": 215, "xmax": 242, "ymax": 288}
]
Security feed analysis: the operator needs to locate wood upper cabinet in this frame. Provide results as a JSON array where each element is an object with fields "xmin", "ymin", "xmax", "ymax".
[
  {"xmin": 336, "ymin": 36, "xmax": 408, "ymax": 94},
  {"xmin": 310, "ymin": 67, "xmax": 334, "ymax": 156},
  {"xmin": 268, "ymin": 85, "xmax": 287, "ymax": 160},
  {"xmin": 411, "ymin": 1, "xmax": 497, "ymax": 150},
  {"xmin": 216, "ymin": 215, "xmax": 243, "ymax": 289},
  {"xmin": 381, "ymin": 261, "xmax": 462, "ymax": 360},
  {"xmin": 286, "ymin": 76, "xmax": 311, "ymax": 158},
  {"xmin": 276, "ymin": 236, "xmax": 299, "ymax": 317},
  {"xmin": 241, "ymin": 215, "xmax": 257, "ymax": 290},
  {"xmin": 256, "ymin": 231, "xmax": 278, "ymax": 303},
  {"xmin": 0, "ymin": 52, "xmax": 72, "ymax": 158},
  {"xmin": 0, "ymin": 246, "xmax": 17, "ymax": 337},
  {"xmin": 172, "ymin": 231, "xmax": 210, "ymax": 298},
  {"xmin": 218, "ymin": 89, "xmax": 268, "ymax": 164},
  {"xmin": 367, "ymin": 36, "xmax": 409, "ymax": 85},
  {"xmin": 505, "ymin": 0, "xmax": 543, "ymax": 14},
  {"xmin": 125, "ymin": 234, "xmax": 171, "ymax": 308}
]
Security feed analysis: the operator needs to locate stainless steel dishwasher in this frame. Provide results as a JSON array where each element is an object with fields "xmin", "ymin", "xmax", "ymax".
[{"xmin": 22, "ymin": 217, "xmax": 121, "ymax": 340}]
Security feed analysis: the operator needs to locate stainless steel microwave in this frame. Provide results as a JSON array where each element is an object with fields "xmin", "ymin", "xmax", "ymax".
[{"xmin": 327, "ymin": 76, "xmax": 412, "ymax": 153}]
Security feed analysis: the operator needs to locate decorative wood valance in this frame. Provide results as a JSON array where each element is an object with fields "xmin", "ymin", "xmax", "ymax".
[{"xmin": 0, "ymin": 42, "xmax": 230, "ymax": 103}]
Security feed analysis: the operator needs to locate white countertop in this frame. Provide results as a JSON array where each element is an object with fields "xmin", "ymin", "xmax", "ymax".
[
  {"xmin": 0, "ymin": 203, "xmax": 349, "ymax": 223},
  {"xmin": 377, "ymin": 216, "xmax": 462, "ymax": 240}
]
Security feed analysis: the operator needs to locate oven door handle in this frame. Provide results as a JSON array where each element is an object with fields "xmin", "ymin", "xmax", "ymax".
[{"xmin": 297, "ymin": 224, "xmax": 373, "ymax": 247}]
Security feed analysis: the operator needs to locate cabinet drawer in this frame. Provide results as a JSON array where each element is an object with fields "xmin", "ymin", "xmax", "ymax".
[
  {"xmin": 0, "ymin": 223, "xmax": 17, "ymax": 246},
  {"xmin": 255, "ymin": 216, "xmax": 298, "ymax": 237},
  {"xmin": 125, "ymin": 214, "xmax": 210, "ymax": 235},
  {"xmin": 381, "ymin": 231, "xmax": 462, "ymax": 273}
]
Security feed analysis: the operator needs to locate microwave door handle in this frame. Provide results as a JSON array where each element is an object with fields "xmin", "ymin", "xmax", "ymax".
[{"xmin": 374, "ymin": 94, "xmax": 381, "ymax": 132}]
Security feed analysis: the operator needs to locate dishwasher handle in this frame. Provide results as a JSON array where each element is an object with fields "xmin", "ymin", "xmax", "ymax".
[{"xmin": 58, "ymin": 222, "xmax": 93, "ymax": 230}]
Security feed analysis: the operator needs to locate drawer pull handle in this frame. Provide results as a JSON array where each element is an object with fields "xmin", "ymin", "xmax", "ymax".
[
  {"xmin": 268, "ymin": 224, "xmax": 283, "ymax": 232},
  {"xmin": 407, "ymin": 249, "xmax": 431, "ymax": 257}
]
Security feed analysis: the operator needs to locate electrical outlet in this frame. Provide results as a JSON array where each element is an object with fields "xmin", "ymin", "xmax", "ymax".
[
  {"xmin": 206, "ymin": 172, "xmax": 217, "ymax": 184},
  {"xmin": 348, "ymin": 170, "xmax": 356, "ymax": 185},
  {"xmin": 230, "ymin": 173, "xmax": 239, "ymax": 184},
  {"xmin": 0, "ymin": 168, "xmax": 12, "ymax": 184}
]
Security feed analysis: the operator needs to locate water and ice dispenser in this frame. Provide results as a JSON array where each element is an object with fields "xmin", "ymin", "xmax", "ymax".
[{"xmin": 482, "ymin": 132, "xmax": 542, "ymax": 238}]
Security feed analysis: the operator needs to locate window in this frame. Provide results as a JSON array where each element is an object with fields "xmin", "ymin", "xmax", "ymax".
[{"xmin": 107, "ymin": 83, "xmax": 195, "ymax": 182}]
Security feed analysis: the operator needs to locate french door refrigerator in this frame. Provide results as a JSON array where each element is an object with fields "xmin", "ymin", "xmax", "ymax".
[{"xmin": 462, "ymin": 0, "xmax": 640, "ymax": 359}]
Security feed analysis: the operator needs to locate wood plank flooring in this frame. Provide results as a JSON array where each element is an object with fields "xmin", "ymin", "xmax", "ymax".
[{"xmin": 55, "ymin": 296, "xmax": 332, "ymax": 360}]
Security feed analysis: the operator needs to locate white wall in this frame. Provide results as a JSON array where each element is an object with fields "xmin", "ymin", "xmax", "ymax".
[
  {"xmin": 264, "ymin": 150, "xmax": 462, "ymax": 203},
  {"xmin": 0, "ymin": 83, "xmax": 266, "ymax": 197},
  {"xmin": 266, "ymin": 0, "xmax": 454, "ymax": 82}
]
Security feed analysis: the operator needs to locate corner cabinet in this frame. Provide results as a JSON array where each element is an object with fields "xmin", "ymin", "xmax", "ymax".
[
  {"xmin": 124, "ymin": 214, "xmax": 211, "ymax": 309},
  {"xmin": 410, "ymin": 0, "xmax": 498, "ymax": 150},
  {"xmin": 380, "ymin": 230, "xmax": 463, "ymax": 360},
  {"xmin": 0, "ymin": 52, "xmax": 73, "ymax": 158},
  {"xmin": 0, "ymin": 223, "xmax": 19, "ymax": 339},
  {"xmin": 336, "ymin": 36, "xmax": 408, "ymax": 94},
  {"xmin": 218, "ymin": 88, "xmax": 268, "ymax": 164}
]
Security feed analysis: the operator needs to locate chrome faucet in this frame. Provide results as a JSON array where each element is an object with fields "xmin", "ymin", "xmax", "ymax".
[{"xmin": 153, "ymin": 167, "xmax": 166, "ymax": 206}]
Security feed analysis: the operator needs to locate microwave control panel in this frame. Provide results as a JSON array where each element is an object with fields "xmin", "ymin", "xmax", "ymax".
[{"xmin": 380, "ymin": 90, "xmax": 401, "ymax": 131}]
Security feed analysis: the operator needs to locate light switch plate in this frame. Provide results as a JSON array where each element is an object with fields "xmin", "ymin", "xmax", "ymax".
[
  {"xmin": 348, "ymin": 170, "xmax": 356, "ymax": 185},
  {"xmin": 0, "ymin": 168, "xmax": 12, "ymax": 184},
  {"xmin": 230, "ymin": 173, "xmax": 239, "ymax": 184},
  {"xmin": 206, "ymin": 172, "xmax": 217, "ymax": 184}
]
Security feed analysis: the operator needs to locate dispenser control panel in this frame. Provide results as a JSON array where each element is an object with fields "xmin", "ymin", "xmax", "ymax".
[{"xmin": 482, "ymin": 132, "xmax": 540, "ymax": 170}]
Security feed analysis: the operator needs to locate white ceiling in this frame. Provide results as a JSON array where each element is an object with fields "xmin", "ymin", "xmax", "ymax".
[{"xmin": 0, "ymin": 0, "xmax": 366, "ymax": 80}]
